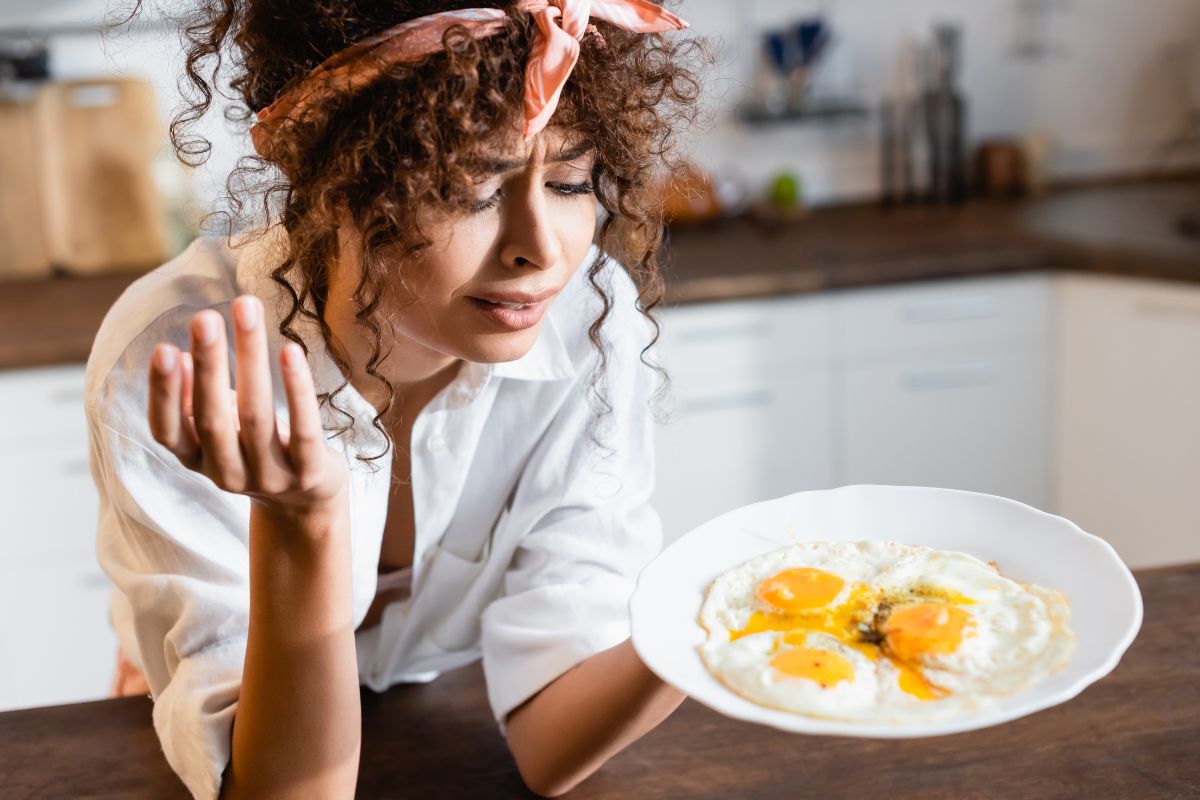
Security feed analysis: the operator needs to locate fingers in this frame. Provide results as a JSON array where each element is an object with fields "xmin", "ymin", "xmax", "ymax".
[
  {"xmin": 190, "ymin": 310, "xmax": 246, "ymax": 489},
  {"xmin": 280, "ymin": 341, "xmax": 327, "ymax": 489},
  {"xmin": 232, "ymin": 296, "xmax": 283, "ymax": 472},
  {"xmin": 149, "ymin": 303, "xmax": 337, "ymax": 502},
  {"xmin": 148, "ymin": 343, "xmax": 199, "ymax": 466},
  {"xmin": 180, "ymin": 351, "xmax": 197, "ymax": 443}
]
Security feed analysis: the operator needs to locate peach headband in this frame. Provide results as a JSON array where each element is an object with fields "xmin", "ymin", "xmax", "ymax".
[{"xmin": 249, "ymin": 0, "xmax": 688, "ymax": 158}]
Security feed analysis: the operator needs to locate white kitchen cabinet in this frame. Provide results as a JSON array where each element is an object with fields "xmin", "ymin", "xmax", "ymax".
[
  {"xmin": 0, "ymin": 439, "xmax": 99, "ymax": 566},
  {"xmin": 838, "ymin": 348, "xmax": 1051, "ymax": 509},
  {"xmin": 0, "ymin": 562, "xmax": 116, "ymax": 710},
  {"xmin": 838, "ymin": 273, "xmax": 1052, "ymax": 362},
  {"xmin": 653, "ymin": 274, "xmax": 1056, "ymax": 543},
  {"xmin": 655, "ymin": 372, "xmax": 833, "ymax": 540},
  {"xmin": 0, "ymin": 364, "xmax": 115, "ymax": 711},
  {"xmin": 0, "ymin": 364, "xmax": 89, "ymax": 445},
  {"xmin": 1054, "ymin": 274, "xmax": 1200, "ymax": 568},
  {"xmin": 834, "ymin": 274, "xmax": 1054, "ymax": 509},
  {"xmin": 652, "ymin": 296, "xmax": 834, "ymax": 541}
]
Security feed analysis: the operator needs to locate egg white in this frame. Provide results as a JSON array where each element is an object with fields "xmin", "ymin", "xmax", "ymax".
[
  {"xmin": 702, "ymin": 630, "xmax": 881, "ymax": 719},
  {"xmin": 698, "ymin": 540, "xmax": 1077, "ymax": 724},
  {"xmin": 698, "ymin": 540, "xmax": 906, "ymax": 639},
  {"xmin": 875, "ymin": 550, "xmax": 1075, "ymax": 696}
]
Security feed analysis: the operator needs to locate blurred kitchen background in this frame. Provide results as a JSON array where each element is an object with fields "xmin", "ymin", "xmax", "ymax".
[{"xmin": 2, "ymin": 0, "xmax": 1200, "ymax": 712}]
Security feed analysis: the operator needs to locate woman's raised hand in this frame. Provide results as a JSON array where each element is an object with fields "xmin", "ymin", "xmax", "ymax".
[{"xmin": 147, "ymin": 295, "xmax": 349, "ymax": 518}]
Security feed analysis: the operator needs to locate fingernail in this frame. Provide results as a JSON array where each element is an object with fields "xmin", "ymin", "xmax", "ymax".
[
  {"xmin": 282, "ymin": 342, "xmax": 303, "ymax": 371},
  {"xmin": 196, "ymin": 313, "xmax": 218, "ymax": 345},
  {"xmin": 154, "ymin": 345, "xmax": 176, "ymax": 374},
  {"xmin": 234, "ymin": 297, "xmax": 258, "ymax": 332}
]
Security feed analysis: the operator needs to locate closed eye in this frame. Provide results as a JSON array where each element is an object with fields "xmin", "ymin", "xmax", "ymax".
[
  {"xmin": 469, "ymin": 181, "xmax": 595, "ymax": 213},
  {"xmin": 549, "ymin": 181, "xmax": 594, "ymax": 197}
]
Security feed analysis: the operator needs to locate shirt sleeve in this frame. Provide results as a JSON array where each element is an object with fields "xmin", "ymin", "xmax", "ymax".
[
  {"xmin": 479, "ymin": 261, "xmax": 664, "ymax": 729},
  {"xmin": 88, "ymin": 319, "xmax": 250, "ymax": 800}
]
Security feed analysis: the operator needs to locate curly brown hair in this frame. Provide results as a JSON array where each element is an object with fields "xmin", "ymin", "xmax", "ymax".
[{"xmin": 128, "ymin": 0, "xmax": 705, "ymax": 464}]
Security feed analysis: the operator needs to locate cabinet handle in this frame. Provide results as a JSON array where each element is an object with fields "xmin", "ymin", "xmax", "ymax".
[
  {"xmin": 676, "ymin": 320, "xmax": 772, "ymax": 344},
  {"xmin": 903, "ymin": 295, "xmax": 998, "ymax": 323},
  {"xmin": 681, "ymin": 390, "xmax": 773, "ymax": 414},
  {"xmin": 902, "ymin": 362, "xmax": 995, "ymax": 391},
  {"xmin": 63, "ymin": 458, "xmax": 91, "ymax": 477},
  {"xmin": 79, "ymin": 572, "xmax": 111, "ymax": 589},
  {"xmin": 50, "ymin": 388, "xmax": 86, "ymax": 405}
]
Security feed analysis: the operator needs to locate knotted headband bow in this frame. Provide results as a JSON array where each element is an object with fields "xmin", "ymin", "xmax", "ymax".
[{"xmin": 249, "ymin": 0, "xmax": 688, "ymax": 158}]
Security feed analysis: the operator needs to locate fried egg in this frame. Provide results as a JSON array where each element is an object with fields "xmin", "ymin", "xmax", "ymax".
[{"xmin": 697, "ymin": 541, "xmax": 1075, "ymax": 723}]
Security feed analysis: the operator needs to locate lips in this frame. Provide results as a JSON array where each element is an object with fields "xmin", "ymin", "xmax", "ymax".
[
  {"xmin": 466, "ymin": 287, "xmax": 558, "ymax": 331},
  {"xmin": 469, "ymin": 287, "xmax": 559, "ymax": 307}
]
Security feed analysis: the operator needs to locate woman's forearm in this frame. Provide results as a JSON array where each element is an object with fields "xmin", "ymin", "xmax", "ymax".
[
  {"xmin": 222, "ymin": 497, "xmax": 361, "ymax": 799},
  {"xmin": 504, "ymin": 638, "xmax": 686, "ymax": 797}
]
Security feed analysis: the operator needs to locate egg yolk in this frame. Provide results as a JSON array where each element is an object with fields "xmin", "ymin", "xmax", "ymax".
[
  {"xmin": 733, "ymin": 581, "xmax": 881, "ymax": 643},
  {"xmin": 729, "ymin": 574, "xmax": 976, "ymax": 702},
  {"xmin": 893, "ymin": 657, "xmax": 949, "ymax": 700},
  {"xmin": 882, "ymin": 602, "xmax": 975, "ymax": 662},
  {"xmin": 755, "ymin": 567, "xmax": 845, "ymax": 614},
  {"xmin": 770, "ymin": 646, "xmax": 855, "ymax": 687},
  {"xmin": 781, "ymin": 628, "xmax": 881, "ymax": 662}
]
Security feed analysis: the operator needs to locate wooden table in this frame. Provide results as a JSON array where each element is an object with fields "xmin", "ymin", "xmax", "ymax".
[{"xmin": 1, "ymin": 562, "xmax": 1196, "ymax": 799}]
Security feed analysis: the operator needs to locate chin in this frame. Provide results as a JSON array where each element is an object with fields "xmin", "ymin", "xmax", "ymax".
[{"xmin": 459, "ymin": 326, "xmax": 542, "ymax": 364}]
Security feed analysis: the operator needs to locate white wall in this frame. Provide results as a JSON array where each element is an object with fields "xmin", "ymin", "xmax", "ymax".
[
  {"xmin": 681, "ymin": 0, "xmax": 1200, "ymax": 203},
  {"xmin": 10, "ymin": 0, "xmax": 1200, "ymax": 212}
]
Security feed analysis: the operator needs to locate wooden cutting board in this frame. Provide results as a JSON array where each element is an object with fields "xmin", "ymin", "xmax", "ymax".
[
  {"xmin": 0, "ymin": 88, "xmax": 53, "ymax": 280},
  {"xmin": 35, "ymin": 78, "xmax": 169, "ymax": 275}
]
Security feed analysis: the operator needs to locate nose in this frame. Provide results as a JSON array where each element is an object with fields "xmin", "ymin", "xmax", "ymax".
[{"xmin": 497, "ymin": 187, "xmax": 562, "ymax": 271}]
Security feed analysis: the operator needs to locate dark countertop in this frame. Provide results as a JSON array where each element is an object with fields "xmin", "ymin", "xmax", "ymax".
[
  {"xmin": 0, "ymin": 272, "xmax": 138, "ymax": 371},
  {"xmin": 662, "ymin": 181, "xmax": 1200, "ymax": 304},
  {"xmin": 0, "ymin": 560, "xmax": 1195, "ymax": 799},
  {"xmin": 3, "ymin": 181, "xmax": 1200, "ymax": 370}
]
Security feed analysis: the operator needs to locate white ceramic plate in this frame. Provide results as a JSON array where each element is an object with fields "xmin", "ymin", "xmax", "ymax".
[{"xmin": 630, "ymin": 484, "xmax": 1143, "ymax": 738}]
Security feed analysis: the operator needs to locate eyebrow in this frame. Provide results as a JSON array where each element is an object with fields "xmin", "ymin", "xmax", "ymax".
[{"xmin": 474, "ymin": 140, "xmax": 595, "ymax": 175}]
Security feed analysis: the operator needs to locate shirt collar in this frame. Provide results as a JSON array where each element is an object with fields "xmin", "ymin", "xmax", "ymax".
[{"xmin": 231, "ymin": 225, "xmax": 580, "ymax": 394}]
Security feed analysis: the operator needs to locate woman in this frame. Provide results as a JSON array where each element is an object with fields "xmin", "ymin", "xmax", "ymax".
[{"xmin": 88, "ymin": 1, "xmax": 702, "ymax": 797}]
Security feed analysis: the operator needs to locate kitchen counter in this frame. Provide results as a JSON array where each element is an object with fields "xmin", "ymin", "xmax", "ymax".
[
  {"xmin": 663, "ymin": 181, "xmax": 1200, "ymax": 304},
  {"xmin": 3, "ymin": 181, "xmax": 1200, "ymax": 370},
  {"xmin": 1, "ymin": 561, "xmax": 1196, "ymax": 799},
  {"xmin": 0, "ymin": 273, "xmax": 138, "ymax": 370}
]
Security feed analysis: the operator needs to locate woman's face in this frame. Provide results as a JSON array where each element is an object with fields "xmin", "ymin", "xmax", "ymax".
[{"xmin": 328, "ymin": 126, "xmax": 598, "ymax": 395}]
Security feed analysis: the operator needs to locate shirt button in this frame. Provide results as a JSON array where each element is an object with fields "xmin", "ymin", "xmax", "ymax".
[{"xmin": 427, "ymin": 435, "xmax": 447, "ymax": 453}]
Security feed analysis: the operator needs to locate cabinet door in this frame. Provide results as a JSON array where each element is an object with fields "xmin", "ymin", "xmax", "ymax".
[
  {"xmin": 654, "ymin": 294, "xmax": 832, "ymax": 385},
  {"xmin": 0, "ymin": 364, "xmax": 97, "ymax": 567},
  {"xmin": 839, "ymin": 347, "xmax": 1051, "ymax": 510},
  {"xmin": 651, "ymin": 298, "xmax": 834, "ymax": 542},
  {"xmin": 0, "ymin": 562, "xmax": 117, "ymax": 710},
  {"xmin": 838, "ymin": 273, "xmax": 1052, "ymax": 362},
  {"xmin": 654, "ymin": 371, "xmax": 833, "ymax": 542},
  {"xmin": 0, "ymin": 364, "xmax": 88, "ymax": 445},
  {"xmin": 0, "ymin": 441, "xmax": 99, "ymax": 566},
  {"xmin": 1055, "ymin": 275, "xmax": 1200, "ymax": 568},
  {"xmin": 0, "ymin": 363, "xmax": 110, "ymax": 710}
]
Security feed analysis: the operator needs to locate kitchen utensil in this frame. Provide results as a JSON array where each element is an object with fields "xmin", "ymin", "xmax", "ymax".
[
  {"xmin": 36, "ymin": 78, "xmax": 168, "ymax": 275},
  {"xmin": 0, "ymin": 86, "xmax": 52, "ymax": 280},
  {"xmin": 975, "ymin": 140, "xmax": 1027, "ymax": 199}
]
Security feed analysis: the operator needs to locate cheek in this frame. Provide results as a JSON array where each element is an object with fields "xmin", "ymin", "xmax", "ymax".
[
  {"xmin": 566, "ymin": 200, "xmax": 597, "ymax": 250},
  {"xmin": 397, "ymin": 233, "xmax": 489, "ymax": 305}
]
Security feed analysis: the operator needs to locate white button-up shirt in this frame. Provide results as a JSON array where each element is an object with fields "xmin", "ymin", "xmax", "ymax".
[{"xmin": 85, "ymin": 229, "xmax": 663, "ymax": 800}]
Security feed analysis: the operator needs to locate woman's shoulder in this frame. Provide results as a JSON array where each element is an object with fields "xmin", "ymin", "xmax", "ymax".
[{"xmin": 85, "ymin": 236, "xmax": 241, "ymax": 419}]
